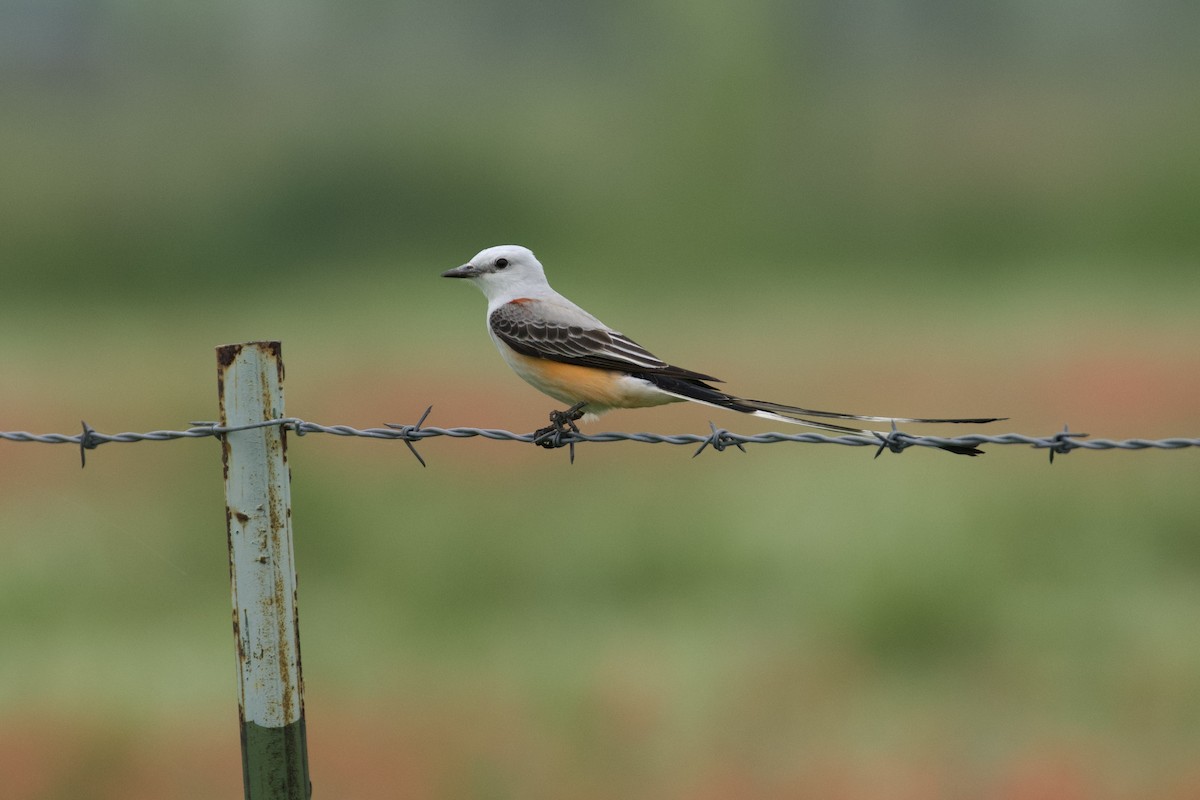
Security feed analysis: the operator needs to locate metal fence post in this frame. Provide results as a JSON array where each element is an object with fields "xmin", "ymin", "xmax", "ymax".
[{"xmin": 217, "ymin": 342, "xmax": 311, "ymax": 800}]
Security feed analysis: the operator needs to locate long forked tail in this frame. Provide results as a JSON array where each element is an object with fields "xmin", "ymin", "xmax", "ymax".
[{"xmin": 644, "ymin": 375, "xmax": 1004, "ymax": 456}]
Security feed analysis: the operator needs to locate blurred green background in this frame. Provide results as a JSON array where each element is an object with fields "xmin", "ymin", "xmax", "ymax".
[{"xmin": 2, "ymin": 1, "xmax": 1199, "ymax": 798}]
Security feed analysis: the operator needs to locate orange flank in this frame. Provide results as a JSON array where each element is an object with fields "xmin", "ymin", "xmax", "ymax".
[{"xmin": 502, "ymin": 349, "xmax": 681, "ymax": 411}]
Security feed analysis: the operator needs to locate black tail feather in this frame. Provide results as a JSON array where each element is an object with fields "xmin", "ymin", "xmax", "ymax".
[{"xmin": 638, "ymin": 373, "xmax": 1000, "ymax": 457}]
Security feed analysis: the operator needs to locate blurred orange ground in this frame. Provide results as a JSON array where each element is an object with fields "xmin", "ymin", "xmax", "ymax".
[{"xmin": 5, "ymin": 707, "xmax": 1200, "ymax": 800}]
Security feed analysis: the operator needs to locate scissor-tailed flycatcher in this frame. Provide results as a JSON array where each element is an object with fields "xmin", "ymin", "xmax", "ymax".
[{"xmin": 443, "ymin": 245, "xmax": 1001, "ymax": 455}]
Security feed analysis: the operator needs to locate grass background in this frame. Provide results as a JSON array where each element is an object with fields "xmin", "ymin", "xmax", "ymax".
[{"xmin": 3, "ymin": 2, "xmax": 1199, "ymax": 798}]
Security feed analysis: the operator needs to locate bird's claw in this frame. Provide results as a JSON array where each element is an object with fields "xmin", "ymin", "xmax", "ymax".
[{"xmin": 532, "ymin": 402, "xmax": 585, "ymax": 449}]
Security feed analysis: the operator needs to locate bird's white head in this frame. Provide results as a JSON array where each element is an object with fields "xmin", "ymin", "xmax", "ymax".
[{"xmin": 441, "ymin": 245, "xmax": 552, "ymax": 304}]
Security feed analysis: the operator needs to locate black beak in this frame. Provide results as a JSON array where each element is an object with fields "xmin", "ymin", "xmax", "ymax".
[{"xmin": 441, "ymin": 263, "xmax": 481, "ymax": 279}]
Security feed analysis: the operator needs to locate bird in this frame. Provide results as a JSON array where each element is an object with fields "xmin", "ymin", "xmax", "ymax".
[{"xmin": 442, "ymin": 245, "xmax": 1002, "ymax": 455}]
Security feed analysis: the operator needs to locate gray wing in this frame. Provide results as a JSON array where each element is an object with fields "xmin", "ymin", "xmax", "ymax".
[{"xmin": 489, "ymin": 301, "xmax": 721, "ymax": 382}]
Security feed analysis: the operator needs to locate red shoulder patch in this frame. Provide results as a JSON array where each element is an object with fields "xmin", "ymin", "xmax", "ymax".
[{"xmin": 508, "ymin": 297, "xmax": 534, "ymax": 305}]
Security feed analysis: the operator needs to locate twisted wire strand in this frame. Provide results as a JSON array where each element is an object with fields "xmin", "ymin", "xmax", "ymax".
[{"xmin": 2, "ymin": 412, "xmax": 1197, "ymax": 467}]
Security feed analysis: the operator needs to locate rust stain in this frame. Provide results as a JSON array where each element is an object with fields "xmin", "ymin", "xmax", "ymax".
[
  {"xmin": 218, "ymin": 343, "xmax": 231, "ymax": 480},
  {"xmin": 292, "ymin": 586, "xmax": 306, "ymax": 714},
  {"xmin": 231, "ymin": 607, "xmax": 245, "ymax": 664},
  {"xmin": 225, "ymin": 507, "xmax": 236, "ymax": 598},
  {"xmin": 264, "ymin": 341, "xmax": 285, "ymax": 383},
  {"xmin": 215, "ymin": 344, "xmax": 241, "ymax": 369},
  {"xmin": 235, "ymin": 511, "xmax": 250, "ymax": 523},
  {"xmin": 263, "ymin": 437, "xmax": 298, "ymax": 723},
  {"xmin": 260, "ymin": 362, "xmax": 275, "ymax": 424},
  {"xmin": 273, "ymin": 545, "xmax": 294, "ymax": 718},
  {"xmin": 266, "ymin": 491, "xmax": 284, "ymax": 541}
]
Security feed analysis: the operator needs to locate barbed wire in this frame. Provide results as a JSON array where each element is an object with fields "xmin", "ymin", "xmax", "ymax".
[{"xmin": 1, "ymin": 408, "xmax": 1197, "ymax": 467}]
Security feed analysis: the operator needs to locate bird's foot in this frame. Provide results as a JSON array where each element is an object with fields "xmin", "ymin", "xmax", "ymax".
[{"xmin": 532, "ymin": 402, "xmax": 586, "ymax": 449}]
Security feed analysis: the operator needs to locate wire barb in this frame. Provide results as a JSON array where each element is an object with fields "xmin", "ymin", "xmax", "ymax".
[
  {"xmin": 79, "ymin": 420, "xmax": 104, "ymax": 468},
  {"xmin": 693, "ymin": 422, "xmax": 746, "ymax": 458},
  {"xmin": 531, "ymin": 402, "xmax": 586, "ymax": 464},
  {"xmin": 384, "ymin": 405, "xmax": 433, "ymax": 467},
  {"xmin": 873, "ymin": 421, "xmax": 912, "ymax": 459},
  {"xmin": 1045, "ymin": 423, "xmax": 1088, "ymax": 464}
]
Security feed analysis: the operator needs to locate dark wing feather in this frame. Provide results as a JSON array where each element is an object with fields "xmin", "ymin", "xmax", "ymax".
[{"xmin": 489, "ymin": 303, "xmax": 721, "ymax": 382}]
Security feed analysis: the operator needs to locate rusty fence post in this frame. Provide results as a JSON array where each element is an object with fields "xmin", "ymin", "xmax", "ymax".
[{"xmin": 217, "ymin": 342, "xmax": 311, "ymax": 800}]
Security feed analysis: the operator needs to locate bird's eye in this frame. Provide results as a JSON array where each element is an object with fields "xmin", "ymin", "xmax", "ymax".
[{"xmin": 495, "ymin": 258, "xmax": 509, "ymax": 269}]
